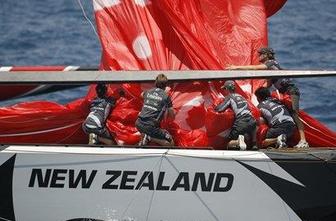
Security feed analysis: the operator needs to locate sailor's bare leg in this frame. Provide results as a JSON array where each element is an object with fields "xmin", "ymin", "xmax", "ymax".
[
  {"xmin": 227, "ymin": 140, "xmax": 238, "ymax": 149},
  {"xmin": 262, "ymin": 138, "xmax": 277, "ymax": 148},
  {"xmin": 292, "ymin": 111, "xmax": 306, "ymax": 142},
  {"xmin": 241, "ymin": 133, "xmax": 257, "ymax": 150},
  {"xmin": 98, "ymin": 136, "xmax": 116, "ymax": 145},
  {"xmin": 227, "ymin": 135, "xmax": 247, "ymax": 150},
  {"xmin": 151, "ymin": 137, "xmax": 174, "ymax": 146},
  {"xmin": 249, "ymin": 126, "xmax": 258, "ymax": 149},
  {"xmin": 290, "ymin": 94, "xmax": 308, "ymax": 148}
]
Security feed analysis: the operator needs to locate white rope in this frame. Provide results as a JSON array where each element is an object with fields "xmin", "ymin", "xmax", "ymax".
[{"xmin": 76, "ymin": 0, "xmax": 99, "ymax": 38}]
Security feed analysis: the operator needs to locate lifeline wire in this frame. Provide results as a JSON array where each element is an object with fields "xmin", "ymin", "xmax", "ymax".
[{"xmin": 76, "ymin": 0, "xmax": 99, "ymax": 38}]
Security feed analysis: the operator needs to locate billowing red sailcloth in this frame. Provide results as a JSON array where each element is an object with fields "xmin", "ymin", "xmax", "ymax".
[{"xmin": 0, "ymin": 0, "xmax": 335, "ymax": 148}]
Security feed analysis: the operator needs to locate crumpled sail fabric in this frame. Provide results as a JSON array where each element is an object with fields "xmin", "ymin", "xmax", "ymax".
[{"xmin": 0, "ymin": 0, "xmax": 335, "ymax": 148}]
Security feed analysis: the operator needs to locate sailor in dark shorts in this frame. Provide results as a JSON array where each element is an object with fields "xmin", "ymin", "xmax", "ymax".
[
  {"xmin": 255, "ymin": 87, "xmax": 296, "ymax": 148},
  {"xmin": 260, "ymin": 48, "xmax": 300, "ymax": 113},
  {"xmin": 215, "ymin": 80, "xmax": 257, "ymax": 150},
  {"xmin": 136, "ymin": 74, "xmax": 175, "ymax": 146},
  {"xmin": 82, "ymin": 83, "xmax": 117, "ymax": 145},
  {"xmin": 227, "ymin": 47, "xmax": 308, "ymax": 148}
]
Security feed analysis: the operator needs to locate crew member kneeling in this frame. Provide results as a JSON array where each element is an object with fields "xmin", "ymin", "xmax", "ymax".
[
  {"xmin": 82, "ymin": 83, "xmax": 117, "ymax": 145},
  {"xmin": 215, "ymin": 80, "xmax": 257, "ymax": 150},
  {"xmin": 255, "ymin": 87, "xmax": 296, "ymax": 148},
  {"xmin": 136, "ymin": 74, "xmax": 175, "ymax": 146}
]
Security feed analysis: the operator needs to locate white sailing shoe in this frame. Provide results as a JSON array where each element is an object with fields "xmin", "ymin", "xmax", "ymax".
[
  {"xmin": 238, "ymin": 135, "xmax": 247, "ymax": 151},
  {"xmin": 139, "ymin": 134, "xmax": 151, "ymax": 146},
  {"xmin": 276, "ymin": 134, "xmax": 287, "ymax": 148},
  {"xmin": 89, "ymin": 133, "xmax": 98, "ymax": 145},
  {"xmin": 295, "ymin": 140, "xmax": 309, "ymax": 149}
]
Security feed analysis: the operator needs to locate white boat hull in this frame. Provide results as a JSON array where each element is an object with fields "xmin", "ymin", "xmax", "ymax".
[{"xmin": 1, "ymin": 145, "xmax": 335, "ymax": 221}]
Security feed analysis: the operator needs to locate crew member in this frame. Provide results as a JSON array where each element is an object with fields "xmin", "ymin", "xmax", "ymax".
[
  {"xmin": 82, "ymin": 83, "xmax": 119, "ymax": 145},
  {"xmin": 227, "ymin": 47, "xmax": 309, "ymax": 148},
  {"xmin": 215, "ymin": 80, "xmax": 257, "ymax": 150},
  {"xmin": 136, "ymin": 74, "xmax": 175, "ymax": 146},
  {"xmin": 255, "ymin": 87, "xmax": 296, "ymax": 148}
]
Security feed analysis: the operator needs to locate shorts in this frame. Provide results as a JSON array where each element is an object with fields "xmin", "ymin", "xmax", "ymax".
[
  {"xmin": 266, "ymin": 122, "xmax": 295, "ymax": 139},
  {"xmin": 82, "ymin": 122, "xmax": 111, "ymax": 139},
  {"xmin": 228, "ymin": 116, "xmax": 257, "ymax": 140},
  {"xmin": 135, "ymin": 118, "xmax": 172, "ymax": 142}
]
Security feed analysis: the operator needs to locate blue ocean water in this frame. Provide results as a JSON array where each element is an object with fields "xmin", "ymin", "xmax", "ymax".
[{"xmin": 0, "ymin": 0, "xmax": 335, "ymax": 131}]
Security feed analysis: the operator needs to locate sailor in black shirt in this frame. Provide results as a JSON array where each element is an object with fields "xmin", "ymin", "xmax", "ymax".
[
  {"xmin": 227, "ymin": 47, "xmax": 308, "ymax": 148},
  {"xmin": 136, "ymin": 74, "xmax": 175, "ymax": 146},
  {"xmin": 215, "ymin": 80, "xmax": 257, "ymax": 150},
  {"xmin": 82, "ymin": 84, "xmax": 117, "ymax": 145},
  {"xmin": 255, "ymin": 87, "xmax": 296, "ymax": 148}
]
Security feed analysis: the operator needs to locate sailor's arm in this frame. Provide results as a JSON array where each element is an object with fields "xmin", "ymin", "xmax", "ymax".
[
  {"xmin": 258, "ymin": 116, "xmax": 267, "ymax": 125},
  {"xmin": 166, "ymin": 96, "xmax": 175, "ymax": 119},
  {"xmin": 215, "ymin": 97, "xmax": 231, "ymax": 112},
  {"xmin": 167, "ymin": 107, "xmax": 175, "ymax": 120},
  {"xmin": 103, "ymin": 98, "xmax": 116, "ymax": 120},
  {"xmin": 257, "ymin": 106, "xmax": 270, "ymax": 125},
  {"xmin": 227, "ymin": 64, "xmax": 267, "ymax": 70}
]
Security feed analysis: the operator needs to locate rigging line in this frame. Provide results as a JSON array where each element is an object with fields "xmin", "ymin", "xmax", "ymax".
[
  {"xmin": 56, "ymin": 121, "xmax": 82, "ymax": 143},
  {"xmin": 119, "ymin": 155, "xmax": 164, "ymax": 219},
  {"xmin": 76, "ymin": 0, "xmax": 99, "ymax": 39},
  {"xmin": 145, "ymin": 150, "xmax": 168, "ymax": 221},
  {"xmin": 164, "ymin": 157, "xmax": 220, "ymax": 221}
]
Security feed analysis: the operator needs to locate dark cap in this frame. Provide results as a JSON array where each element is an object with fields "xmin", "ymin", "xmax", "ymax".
[
  {"xmin": 255, "ymin": 87, "xmax": 271, "ymax": 101},
  {"xmin": 258, "ymin": 47, "xmax": 275, "ymax": 55},
  {"xmin": 96, "ymin": 83, "xmax": 107, "ymax": 98},
  {"xmin": 221, "ymin": 80, "xmax": 235, "ymax": 91}
]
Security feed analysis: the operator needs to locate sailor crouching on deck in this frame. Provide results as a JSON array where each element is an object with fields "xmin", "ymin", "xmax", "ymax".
[
  {"xmin": 136, "ymin": 74, "xmax": 175, "ymax": 146},
  {"xmin": 82, "ymin": 83, "xmax": 119, "ymax": 145},
  {"xmin": 215, "ymin": 80, "xmax": 257, "ymax": 150},
  {"xmin": 255, "ymin": 87, "xmax": 296, "ymax": 149}
]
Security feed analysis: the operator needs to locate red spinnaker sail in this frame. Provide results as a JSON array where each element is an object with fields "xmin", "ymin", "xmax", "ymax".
[
  {"xmin": 0, "ymin": 66, "xmax": 97, "ymax": 101},
  {"xmin": 1, "ymin": 0, "xmax": 335, "ymax": 148}
]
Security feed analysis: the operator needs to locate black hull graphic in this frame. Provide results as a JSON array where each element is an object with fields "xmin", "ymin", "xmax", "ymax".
[
  {"xmin": 239, "ymin": 155, "xmax": 336, "ymax": 221},
  {"xmin": 0, "ymin": 155, "xmax": 16, "ymax": 221}
]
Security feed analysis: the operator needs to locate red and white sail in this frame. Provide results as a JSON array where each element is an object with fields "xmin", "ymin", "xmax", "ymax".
[{"xmin": 0, "ymin": 66, "xmax": 97, "ymax": 100}]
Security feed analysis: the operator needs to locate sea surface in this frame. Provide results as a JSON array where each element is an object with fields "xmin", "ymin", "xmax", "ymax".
[{"xmin": 0, "ymin": 0, "xmax": 335, "ymax": 131}]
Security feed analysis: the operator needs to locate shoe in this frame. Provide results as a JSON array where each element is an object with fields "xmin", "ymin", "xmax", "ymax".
[
  {"xmin": 238, "ymin": 135, "xmax": 247, "ymax": 151},
  {"xmin": 251, "ymin": 145, "xmax": 259, "ymax": 151},
  {"xmin": 139, "ymin": 134, "xmax": 151, "ymax": 146},
  {"xmin": 89, "ymin": 133, "xmax": 98, "ymax": 145},
  {"xmin": 295, "ymin": 140, "xmax": 309, "ymax": 149},
  {"xmin": 276, "ymin": 134, "xmax": 287, "ymax": 148}
]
